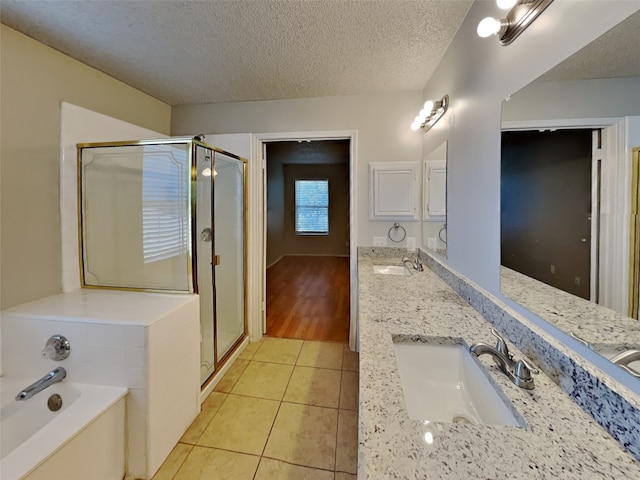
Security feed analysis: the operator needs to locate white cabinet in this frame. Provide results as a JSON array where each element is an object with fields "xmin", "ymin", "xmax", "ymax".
[
  {"xmin": 424, "ymin": 160, "xmax": 447, "ymax": 220},
  {"xmin": 369, "ymin": 162, "xmax": 419, "ymax": 220}
]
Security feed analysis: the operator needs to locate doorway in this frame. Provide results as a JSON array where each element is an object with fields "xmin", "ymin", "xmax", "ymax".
[
  {"xmin": 264, "ymin": 139, "xmax": 351, "ymax": 342},
  {"xmin": 501, "ymin": 129, "xmax": 594, "ymax": 299}
]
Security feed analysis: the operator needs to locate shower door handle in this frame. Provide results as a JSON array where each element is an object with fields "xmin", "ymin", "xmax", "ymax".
[{"xmin": 200, "ymin": 228, "xmax": 212, "ymax": 242}]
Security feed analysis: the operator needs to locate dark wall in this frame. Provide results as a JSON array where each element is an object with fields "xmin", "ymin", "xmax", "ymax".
[
  {"xmin": 501, "ymin": 129, "xmax": 592, "ymax": 299},
  {"xmin": 266, "ymin": 140, "xmax": 350, "ymax": 266}
]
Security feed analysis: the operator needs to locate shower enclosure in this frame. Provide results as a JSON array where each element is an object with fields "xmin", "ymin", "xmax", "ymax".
[{"xmin": 78, "ymin": 138, "xmax": 247, "ymax": 385}]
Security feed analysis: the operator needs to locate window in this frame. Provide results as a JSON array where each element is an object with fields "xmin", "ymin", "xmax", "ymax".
[
  {"xmin": 295, "ymin": 179, "xmax": 329, "ymax": 235},
  {"xmin": 142, "ymin": 145, "xmax": 189, "ymax": 263}
]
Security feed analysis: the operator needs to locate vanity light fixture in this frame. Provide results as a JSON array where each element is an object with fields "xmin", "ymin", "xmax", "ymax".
[
  {"xmin": 410, "ymin": 95, "xmax": 449, "ymax": 133},
  {"xmin": 477, "ymin": 0, "xmax": 554, "ymax": 45}
]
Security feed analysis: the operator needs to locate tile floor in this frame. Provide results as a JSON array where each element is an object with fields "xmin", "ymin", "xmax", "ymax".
[{"xmin": 152, "ymin": 337, "xmax": 359, "ymax": 480}]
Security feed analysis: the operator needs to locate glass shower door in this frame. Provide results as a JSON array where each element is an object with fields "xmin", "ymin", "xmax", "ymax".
[
  {"xmin": 213, "ymin": 152, "xmax": 246, "ymax": 361},
  {"xmin": 195, "ymin": 145, "xmax": 216, "ymax": 383}
]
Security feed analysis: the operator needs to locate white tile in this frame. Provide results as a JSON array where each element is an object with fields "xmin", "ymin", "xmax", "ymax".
[
  {"xmin": 128, "ymin": 387, "xmax": 147, "ymax": 415},
  {"xmin": 125, "ymin": 346, "xmax": 146, "ymax": 368},
  {"xmin": 98, "ymin": 346, "xmax": 126, "ymax": 385},
  {"xmin": 124, "ymin": 326, "xmax": 146, "ymax": 348},
  {"xmin": 126, "ymin": 367, "xmax": 146, "ymax": 389},
  {"xmin": 106, "ymin": 325, "xmax": 125, "ymax": 346},
  {"xmin": 86, "ymin": 324, "xmax": 109, "ymax": 346}
]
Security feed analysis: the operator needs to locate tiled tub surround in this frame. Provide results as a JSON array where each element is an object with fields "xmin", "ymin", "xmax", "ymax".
[
  {"xmin": 1, "ymin": 289, "xmax": 201, "ymax": 480},
  {"xmin": 357, "ymin": 249, "xmax": 640, "ymax": 478},
  {"xmin": 415, "ymin": 248, "xmax": 640, "ymax": 462}
]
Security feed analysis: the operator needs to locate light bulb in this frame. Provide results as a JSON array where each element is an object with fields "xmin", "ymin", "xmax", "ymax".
[
  {"xmin": 410, "ymin": 121, "xmax": 421, "ymax": 131},
  {"xmin": 423, "ymin": 100, "xmax": 434, "ymax": 112},
  {"xmin": 419, "ymin": 108, "xmax": 430, "ymax": 119},
  {"xmin": 424, "ymin": 432, "xmax": 434, "ymax": 445},
  {"xmin": 497, "ymin": 0, "xmax": 517, "ymax": 9},
  {"xmin": 477, "ymin": 17, "xmax": 502, "ymax": 38}
]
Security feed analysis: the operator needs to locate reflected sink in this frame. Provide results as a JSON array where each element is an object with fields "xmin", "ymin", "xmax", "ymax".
[
  {"xmin": 393, "ymin": 340, "xmax": 522, "ymax": 426},
  {"xmin": 595, "ymin": 346, "xmax": 640, "ymax": 375},
  {"xmin": 373, "ymin": 265, "xmax": 411, "ymax": 276}
]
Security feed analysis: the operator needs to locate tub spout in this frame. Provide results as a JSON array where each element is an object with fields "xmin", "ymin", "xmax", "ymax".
[{"xmin": 15, "ymin": 367, "xmax": 67, "ymax": 401}]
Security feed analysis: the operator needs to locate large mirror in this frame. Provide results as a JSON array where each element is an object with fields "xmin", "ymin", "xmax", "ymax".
[
  {"xmin": 422, "ymin": 141, "xmax": 447, "ymax": 256},
  {"xmin": 500, "ymin": 10, "xmax": 640, "ymax": 378}
]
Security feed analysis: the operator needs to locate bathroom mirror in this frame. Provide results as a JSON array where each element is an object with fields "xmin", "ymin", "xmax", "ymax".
[
  {"xmin": 500, "ymin": 10, "xmax": 640, "ymax": 375},
  {"xmin": 422, "ymin": 141, "xmax": 447, "ymax": 257}
]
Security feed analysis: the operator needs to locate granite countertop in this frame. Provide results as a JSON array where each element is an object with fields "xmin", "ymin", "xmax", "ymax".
[
  {"xmin": 501, "ymin": 266, "xmax": 640, "ymax": 349},
  {"xmin": 358, "ymin": 250, "xmax": 640, "ymax": 479}
]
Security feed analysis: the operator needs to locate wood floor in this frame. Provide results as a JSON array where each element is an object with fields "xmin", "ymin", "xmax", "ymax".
[{"xmin": 266, "ymin": 255, "xmax": 350, "ymax": 342}]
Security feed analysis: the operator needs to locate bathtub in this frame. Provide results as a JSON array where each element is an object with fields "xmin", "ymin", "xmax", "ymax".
[{"xmin": 0, "ymin": 377, "xmax": 127, "ymax": 480}]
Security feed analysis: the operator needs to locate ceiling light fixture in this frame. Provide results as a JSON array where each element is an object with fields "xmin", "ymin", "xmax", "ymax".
[
  {"xmin": 411, "ymin": 95, "xmax": 449, "ymax": 133},
  {"xmin": 477, "ymin": 0, "xmax": 554, "ymax": 45}
]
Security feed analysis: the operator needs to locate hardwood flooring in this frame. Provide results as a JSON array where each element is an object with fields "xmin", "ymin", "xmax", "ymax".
[{"xmin": 266, "ymin": 255, "xmax": 350, "ymax": 342}]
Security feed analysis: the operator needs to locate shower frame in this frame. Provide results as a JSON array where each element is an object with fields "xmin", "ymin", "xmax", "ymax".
[{"xmin": 76, "ymin": 137, "xmax": 249, "ymax": 382}]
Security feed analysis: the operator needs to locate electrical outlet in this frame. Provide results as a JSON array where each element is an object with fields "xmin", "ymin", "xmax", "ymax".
[
  {"xmin": 406, "ymin": 237, "xmax": 416, "ymax": 252},
  {"xmin": 575, "ymin": 276, "xmax": 581, "ymax": 286},
  {"xmin": 427, "ymin": 238, "xmax": 437, "ymax": 250},
  {"xmin": 550, "ymin": 265, "xmax": 555, "ymax": 274},
  {"xmin": 373, "ymin": 236, "xmax": 387, "ymax": 247}
]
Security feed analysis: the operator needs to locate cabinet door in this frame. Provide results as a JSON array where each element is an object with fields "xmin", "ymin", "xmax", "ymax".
[
  {"xmin": 369, "ymin": 162, "xmax": 419, "ymax": 220},
  {"xmin": 424, "ymin": 160, "xmax": 446, "ymax": 220}
]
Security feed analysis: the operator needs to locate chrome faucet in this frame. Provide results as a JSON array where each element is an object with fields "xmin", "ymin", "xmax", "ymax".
[
  {"xmin": 569, "ymin": 331, "xmax": 593, "ymax": 350},
  {"xmin": 402, "ymin": 255, "xmax": 423, "ymax": 272},
  {"xmin": 610, "ymin": 349, "xmax": 640, "ymax": 379},
  {"xmin": 470, "ymin": 329, "xmax": 539, "ymax": 390},
  {"xmin": 15, "ymin": 367, "xmax": 67, "ymax": 401}
]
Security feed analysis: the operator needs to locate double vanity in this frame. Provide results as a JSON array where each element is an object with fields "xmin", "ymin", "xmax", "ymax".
[{"xmin": 357, "ymin": 248, "xmax": 640, "ymax": 478}]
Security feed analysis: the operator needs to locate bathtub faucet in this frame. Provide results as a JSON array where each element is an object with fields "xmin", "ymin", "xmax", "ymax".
[{"xmin": 15, "ymin": 367, "xmax": 67, "ymax": 401}]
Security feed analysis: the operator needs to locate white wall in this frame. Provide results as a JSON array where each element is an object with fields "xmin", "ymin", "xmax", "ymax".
[
  {"xmin": 172, "ymin": 91, "xmax": 424, "ymax": 246},
  {"xmin": 60, "ymin": 103, "xmax": 167, "ymax": 292},
  {"xmin": 420, "ymin": 1, "xmax": 640, "ymax": 296},
  {"xmin": 502, "ymin": 77, "xmax": 640, "ymax": 123}
]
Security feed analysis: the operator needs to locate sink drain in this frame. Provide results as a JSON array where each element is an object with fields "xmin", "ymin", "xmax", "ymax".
[
  {"xmin": 452, "ymin": 415, "xmax": 472, "ymax": 424},
  {"xmin": 48, "ymin": 394, "xmax": 63, "ymax": 412}
]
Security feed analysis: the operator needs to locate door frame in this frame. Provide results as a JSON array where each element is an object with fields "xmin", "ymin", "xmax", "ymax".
[
  {"xmin": 502, "ymin": 116, "xmax": 629, "ymax": 314},
  {"xmin": 251, "ymin": 130, "xmax": 359, "ymax": 351}
]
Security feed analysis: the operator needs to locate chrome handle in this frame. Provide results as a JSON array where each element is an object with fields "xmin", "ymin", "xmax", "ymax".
[
  {"xmin": 515, "ymin": 358, "xmax": 539, "ymax": 379},
  {"xmin": 200, "ymin": 228, "xmax": 212, "ymax": 242},
  {"xmin": 620, "ymin": 365, "xmax": 640, "ymax": 379},
  {"xmin": 490, "ymin": 328, "xmax": 511, "ymax": 359},
  {"xmin": 41, "ymin": 335, "xmax": 70, "ymax": 361},
  {"xmin": 569, "ymin": 331, "xmax": 593, "ymax": 350}
]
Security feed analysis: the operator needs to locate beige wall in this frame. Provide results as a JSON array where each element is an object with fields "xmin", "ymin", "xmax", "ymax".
[
  {"xmin": 172, "ymin": 91, "xmax": 424, "ymax": 248},
  {"xmin": 0, "ymin": 25, "xmax": 171, "ymax": 309}
]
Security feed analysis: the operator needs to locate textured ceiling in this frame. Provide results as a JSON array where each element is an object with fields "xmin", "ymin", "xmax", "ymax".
[
  {"xmin": 0, "ymin": 0, "xmax": 473, "ymax": 106},
  {"xmin": 266, "ymin": 139, "xmax": 350, "ymax": 164},
  {"xmin": 537, "ymin": 8, "xmax": 640, "ymax": 82}
]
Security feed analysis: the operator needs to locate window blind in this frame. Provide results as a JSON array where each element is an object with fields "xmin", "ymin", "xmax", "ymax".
[
  {"xmin": 142, "ymin": 146, "xmax": 189, "ymax": 263},
  {"xmin": 295, "ymin": 179, "xmax": 329, "ymax": 234}
]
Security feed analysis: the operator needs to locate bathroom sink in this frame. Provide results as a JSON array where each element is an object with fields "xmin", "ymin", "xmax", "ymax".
[
  {"xmin": 373, "ymin": 265, "xmax": 411, "ymax": 276},
  {"xmin": 393, "ymin": 340, "xmax": 522, "ymax": 426}
]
